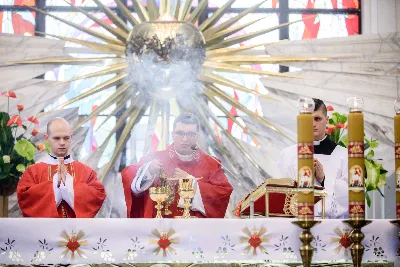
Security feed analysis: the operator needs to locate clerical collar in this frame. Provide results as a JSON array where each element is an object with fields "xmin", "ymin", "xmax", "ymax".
[
  {"xmin": 173, "ymin": 148, "xmax": 194, "ymax": 162},
  {"xmin": 44, "ymin": 154, "xmax": 74, "ymax": 165},
  {"xmin": 313, "ymin": 135, "xmax": 327, "ymax": 146},
  {"xmin": 48, "ymin": 154, "xmax": 71, "ymax": 160},
  {"xmin": 314, "ymin": 136, "xmax": 337, "ymax": 155}
]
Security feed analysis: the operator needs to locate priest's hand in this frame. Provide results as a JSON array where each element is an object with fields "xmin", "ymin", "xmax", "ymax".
[
  {"xmin": 57, "ymin": 158, "xmax": 68, "ymax": 188},
  {"xmin": 148, "ymin": 159, "xmax": 163, "ymax": 176},
  {"xmin": 314, "ymin": 158, "xmax": 325, "ymax": 184}
]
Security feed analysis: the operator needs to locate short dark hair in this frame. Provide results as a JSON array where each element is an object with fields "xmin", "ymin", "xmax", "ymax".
[
  {"xmin": 173, "ymin": 113, "xmax": 200, "ymax": 132},
  {"xmin": 313, "ymin": 98, "xmax": 327, "ymax": 116}
]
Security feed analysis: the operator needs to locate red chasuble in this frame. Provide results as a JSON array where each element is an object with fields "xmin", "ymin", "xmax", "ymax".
[
  {"xmin": 121, "ymin": 145, "xmax": 233, "ymax": 218},
  {"xmin": 17, "ymin": 161, "xmax": 106, "ymax": 218}
]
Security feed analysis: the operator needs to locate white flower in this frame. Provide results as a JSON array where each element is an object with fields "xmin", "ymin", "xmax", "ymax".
[
  {"xmin": 99, "ymin": 251, "xmax": 115, "ymax": 262},
  {"xmin": 123, "ymin": 250, "xmax": 137, "ymax": 261},
  {"xmin": 3, "ymin": 155, "xmax": 10, "ymax": 163},
  {"xmin": 9, "ymin": 251, "xmax": 23, "ymax": 262}
]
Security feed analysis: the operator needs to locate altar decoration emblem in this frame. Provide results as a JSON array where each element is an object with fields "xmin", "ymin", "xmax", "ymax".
[
  {"xmin": 240, "ymin": 226, "xmax": 269, "ymax": 256},
  {"xmin": 58, "ymin": 230, "xmax": 88, "ymax": 260},
  {"xmin": 330, "ymin": 227, "xmax": 353, "ymax": 256},
  {"xmin": 150, "ymin": 228, "xmax": 179, "ymax": 257}
]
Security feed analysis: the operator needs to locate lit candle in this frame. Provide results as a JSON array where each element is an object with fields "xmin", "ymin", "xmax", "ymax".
[
  {"xmin": 297, "ymin": 97, "xmax": 315, "ymax": 221},
  {"xmin": 347, "ymin": 97, "xmax": 365, "ymax": 220},
  {"xmin": 394, "ymin": 100, "xmax": 400, "ymax": 219}
]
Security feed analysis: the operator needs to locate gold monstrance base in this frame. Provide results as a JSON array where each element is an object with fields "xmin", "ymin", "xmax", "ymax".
[
  {"xmin": 292, "ymin": 220, "xmax": 321, "ymax": 267},
  {"xmin": 343, "ymin": 219, "xmax": 372, "ymax": 267}
]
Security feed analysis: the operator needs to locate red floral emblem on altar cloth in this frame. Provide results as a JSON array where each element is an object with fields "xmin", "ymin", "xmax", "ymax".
[
  {"xmin": 330, "ymin": 227, "xmax": 353, "ymax": 256},
  {"xmin": 149, "ymin": 228, "xmax": 179, "ymax": 257},
  {"xmin": 297, "ymin": 143, "xmax": 314, "ymax": 159},
  {"xmin": 58, "ymin": 230, "xmax": 88, "ymax": 260},
  {"xmin": 240, "ymin": 226, "xmax": 269, "ymax": 256}
]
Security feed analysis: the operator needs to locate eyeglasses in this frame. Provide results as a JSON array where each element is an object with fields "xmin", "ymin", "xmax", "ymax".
[{"xmin": 174, "ymin": 131, "xmax": 197, "ymax": 139}]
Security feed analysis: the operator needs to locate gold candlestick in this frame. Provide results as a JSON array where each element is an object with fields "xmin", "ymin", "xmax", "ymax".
[
  {"xmin": 394, "ymin": 100, "xmax": 400, "ymax": 218},
  {"xmin": 149, "ymin": 186, "xmax": 168, "ymax": 218},
  {"xmin": 291, "ymin": 220, "xmax": 321, "ymax": 267},
  {"xmin": 343, "ymin": 219, "xmax": 372, "ymax": 267},
  {"xmin": 347, "ymin": 97, "xmax": 365, "ymax": 220},
  {"xmin": 175, "ymin": 178, "xmax": 196, "ymax": 219}
]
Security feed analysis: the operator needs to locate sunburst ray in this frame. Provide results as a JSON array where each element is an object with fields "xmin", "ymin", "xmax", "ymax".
[
  {"xmin": 205, "ymin": 16, "xmax": 268, "ymax": 43},
  {"xmin": 131, "ymin": 0, "xmax": 150, "ymax": 22},
  {"xmin": 29, "ymin": 6, "xmax": 124, "ymax": 45},
  {"xmin": 100, "ymin": 98, "xmax": 148, "ymax": 180},
  {"xmin": 206, "ymin": 18, "xmax": 309, "ymax": 50},
  {"xmin": 203, "ymin": 1, "xmax": 267, "ymax": 39},
  {"xmin": 198, "ymin": 0, "xmax": 235, "ymax": 31},
  {"xmin": 92, "ymin": 0, "xmax": 130, "ymax": 32},
  {"xmin": 199, "ymin": 71, "xmax": 274, "ymax": 100},
  {"xmin": 64, "ymin": 0, "xmax": 128, "ymax": 42},
  {"xmin": 115, "ymin": 0, "xmax": 140, "ymax": 26},
  {"xmin": 147, "ymin": 0, "xmax": 159, "ymax": 20},
  {"xmin": 55, "ymin": 72, "xmax": 128, "ymax": 109},
  {"xmin": 54, "ymin": 63, "xmax": 128, "ymax": 85},
  {"xmin": 71, "ymin": 84, "xmax": 129, "ymax": 131}
]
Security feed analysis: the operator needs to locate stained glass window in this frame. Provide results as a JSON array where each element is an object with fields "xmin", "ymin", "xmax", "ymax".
[
  {"xmin": 290, "ymin": 0, "xmax": 359, "ymax": 9},
  {"xmin": 289, "ymin": 13, "xmax": 359, "ymax": 40},
  {"xmin": 0, "ymin": 0, "xmax": 35, "ymax": 35}
]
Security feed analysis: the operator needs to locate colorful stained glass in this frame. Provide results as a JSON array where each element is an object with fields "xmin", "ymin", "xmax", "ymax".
[
  {"xmin": 0, "ymin": 0, "xmax": 35, "ymax": 35},
  {"xmin": 290, "ymin": 0, "xmax": 359, "ymax": 9},
  {"xmin": 289, "ymin": 13, "xmax": 359, "ymax": 40},
  {"xmin": 0, "ymin": 11, "xmax": 35, "ymax": 34},
  {"xmin": 0, "ymin": 0, "xmax": 34, "ymax": 4}
]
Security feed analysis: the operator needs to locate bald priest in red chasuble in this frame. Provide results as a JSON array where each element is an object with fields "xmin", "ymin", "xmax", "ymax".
[
  {"xmin": 17, "ymin": 118, "xmax": 106, "ymax": 218},
  {"xmin": 122, "ymin": 113, "xmax": 233, "ymax": 218}
]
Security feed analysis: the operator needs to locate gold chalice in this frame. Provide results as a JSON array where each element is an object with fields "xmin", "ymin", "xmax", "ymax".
[
  {"xmin": 159, "ymin": 170, "xmax": 173, "ymax": 216},
  {"xmin": 149, "ymin": 186, "xmax": 168, "ymax": 218},
  {"xmin": 176, "ymin": 178, "xmax": 196, "ymax": 219}
]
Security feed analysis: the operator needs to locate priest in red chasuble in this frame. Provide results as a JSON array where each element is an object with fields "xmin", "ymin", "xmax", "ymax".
[
  {"xmin": 17, "ymin": 117, "xmax": 106, "ymax": 218},
  {"xmin": 122, "ymin": 113, "xmax": 233, "ymax": 218}
]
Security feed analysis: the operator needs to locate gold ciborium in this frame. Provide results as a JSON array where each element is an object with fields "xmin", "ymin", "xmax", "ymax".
[
  {"xmin": 176, "ymin": 178, "xmax": 196, "ymax": 219},
  {"xmin": 149, "ymin": 186, "xmax": 168, "ymax": 218}
]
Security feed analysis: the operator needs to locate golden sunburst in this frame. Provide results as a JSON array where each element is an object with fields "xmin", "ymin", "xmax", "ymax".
[
  {"xmin": 240, "ymin": 225, "xmax": 269, "ymax": 255},
  {"xmin": 149, "ymin": 227, "xmax": 179, "ymax": 257},
  {"xmin": 330, "ymin": 226, "xmax": 352, "ymax": 256},
  {"xmin": 7, "ymin": 0, "xmax": 324, "ymax": 180}
]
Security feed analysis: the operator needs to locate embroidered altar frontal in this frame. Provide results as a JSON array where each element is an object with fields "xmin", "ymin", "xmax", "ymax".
[{"xmin": 0, "ymin": 219, "xmax": 398, "ymax": 265}]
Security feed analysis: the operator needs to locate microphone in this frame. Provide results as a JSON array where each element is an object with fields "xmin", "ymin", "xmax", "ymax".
[{"xmin": 191, "ymin": 145, "xmax": 253, "ymax": 193}]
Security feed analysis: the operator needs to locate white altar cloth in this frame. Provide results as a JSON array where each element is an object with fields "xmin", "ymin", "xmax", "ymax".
[{"xmin": 0, "ymin": 218, "xmax": 398, "ymax": 264}]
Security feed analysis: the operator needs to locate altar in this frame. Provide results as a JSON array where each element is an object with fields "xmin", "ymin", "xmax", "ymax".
[{"xmin": 0, "ymin": 218, "xmax": 398, "ymax": 266}]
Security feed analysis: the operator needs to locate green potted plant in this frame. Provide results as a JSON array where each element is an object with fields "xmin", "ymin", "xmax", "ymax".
[{"xmin": 0, "ymin": 90, "xmax": 45, "ymax": 201}]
